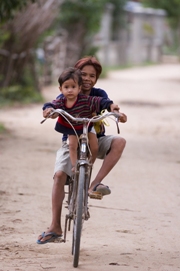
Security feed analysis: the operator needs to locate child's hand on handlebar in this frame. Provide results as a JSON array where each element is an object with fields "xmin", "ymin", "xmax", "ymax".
[
  {"xmin": 43, "ymin": 108, "xmax": 59, "ymax": 119},
  {"xmin": 110, "ymin": 103, "xmax": 127, "ymax": 123},
  {"xmin": 118, "ymin": 113, "xmax": 127, "ymax": 123},
  {"xmin": 110, "ymin": 103, "xmax": 120, "ymax": 112}
]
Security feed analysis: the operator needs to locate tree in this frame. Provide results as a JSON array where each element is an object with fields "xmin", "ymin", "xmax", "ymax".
[
  {"xmin": 142, "ymin": 0, "xmax": 180, "ymax": 28},
  {"xmin": 56, "ymin": 0, "xmax": 107, "ymax": 67},
  {"xmin": 0, "ymin": 0, "xmax": 34, "ymax": 23},
  {"xmin": 0, "ymin": 0, "xmax": 62, "ymax": 93},
  {"xmin": 55, "ymin": 0, "xmax": 126, "ymax": 67},
  {"xmin": 0, "ymin": 0, "xmax": 127, "ymax": 100},
  {"xmin": 142, "ymin": 0, "xmax": 180, "ymax": 56},
  {"xmin": 109, "ymin": 0, "xmax": 127, "ymax": 40}
]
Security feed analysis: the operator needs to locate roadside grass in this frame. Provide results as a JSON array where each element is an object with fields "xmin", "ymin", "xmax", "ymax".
[
  {"xmin": 0, "ymin": 123, "xmax": 7, "ymax": 134},
  {"xmin": 0, "ymin": 85, "xmax": 44, "ymax": 109},
  {"xmin": 100, "ymin": 61, "xmax": 157, "ymax": 78}
]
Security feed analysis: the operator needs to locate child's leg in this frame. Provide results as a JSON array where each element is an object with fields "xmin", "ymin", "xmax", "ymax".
[
  {"xmin": 68, "ymin": 135, "xmax": 78, "ymax": 171},
  {"xmin": 88, "ymin": 132, "xmax": 98, "ymax": 164}
]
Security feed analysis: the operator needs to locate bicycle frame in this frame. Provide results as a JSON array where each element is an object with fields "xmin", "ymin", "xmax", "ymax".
[
  {"xmin": 64, "ymin": 119, "xmax": 93, "ymax": 267},
  {"xmin": 41, "ymin": 108, "xmax": 121, "ymax": 268}
]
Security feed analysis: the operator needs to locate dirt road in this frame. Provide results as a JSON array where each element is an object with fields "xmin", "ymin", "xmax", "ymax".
[{"xmin": 0, "ymin": 64, "xmax": 180, "ymax": 271}]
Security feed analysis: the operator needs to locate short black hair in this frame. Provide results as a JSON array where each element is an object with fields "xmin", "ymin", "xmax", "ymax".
[{"xmin": 58, "ymin": 67, "xmax": 82, "ymax": 86}]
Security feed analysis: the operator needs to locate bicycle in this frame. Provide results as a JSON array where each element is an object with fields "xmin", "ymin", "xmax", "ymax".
[{"xmin": 41, "ymin": 108, "xmax": 121, "ymax": 268}]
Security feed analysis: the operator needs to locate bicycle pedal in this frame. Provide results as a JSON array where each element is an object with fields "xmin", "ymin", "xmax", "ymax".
[{"xmin": 89, "ymin": 193, "xmax": 103, "ymax": 200}]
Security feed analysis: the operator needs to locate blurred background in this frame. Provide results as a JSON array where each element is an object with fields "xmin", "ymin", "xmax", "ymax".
[{"xmin": 0, "ymin": 0, "xmax": 179, "ymax": 106}]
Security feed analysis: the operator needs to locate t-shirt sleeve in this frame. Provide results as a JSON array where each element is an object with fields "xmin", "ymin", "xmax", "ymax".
[
  {"xmin": 88, "ymin": 96, "xmax": 102, "ymax": 113},
  {"xmin": 91, "ymin": 88, "xmax": 113, "ymax": 105},
  {"xmin": 88, "ymin": 96, "xmax": 113, "ymax": 113},
  {"xmin": 95, "ymin": 88, "xmax": 109, "ymax": 99},
  {"xmin": 42, "ymin": 98, "xmax": 63, "ymax": 110}
]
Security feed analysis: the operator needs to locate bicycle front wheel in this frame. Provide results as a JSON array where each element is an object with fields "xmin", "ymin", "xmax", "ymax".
[{"xmin": 73, "ymin": 165, "xmax": 85, "ymax": 268}]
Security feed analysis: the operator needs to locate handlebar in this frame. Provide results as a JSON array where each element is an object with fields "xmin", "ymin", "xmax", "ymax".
[{"xmin": 41, "ymin": 108, "xmax": 121, "ymax": 133}]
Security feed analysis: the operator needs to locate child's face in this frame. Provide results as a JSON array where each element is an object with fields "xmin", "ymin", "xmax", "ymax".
[
  {"xmin": 60, "ymin": 79, "xmax": 81, "ymax": 100},
  {"xmin": 81, "ymin": 65, "xmax": 97, "ymax": 93}
]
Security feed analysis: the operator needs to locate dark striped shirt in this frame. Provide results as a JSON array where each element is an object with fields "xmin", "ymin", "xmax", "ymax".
[
  {"xmin": 43, "ymin": 87, "xmax": 112, "ymax": 138},
  {"xmin": 51, "ymin": 94, "xmax": 112, "ymax": 135}
]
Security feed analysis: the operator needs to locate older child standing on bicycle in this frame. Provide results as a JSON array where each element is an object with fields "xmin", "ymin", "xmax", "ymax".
[{"xmin": 45, "ymin": 67, "xmax": 114, "ymax": 172}]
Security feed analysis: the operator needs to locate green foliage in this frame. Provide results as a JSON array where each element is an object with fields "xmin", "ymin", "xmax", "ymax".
[
  {"xmin": 0, "ymin": 85, "xmax": 43, "ymax": 106},
  {"xmin": 142, "ymin": 0, "xmax": 180, "ymax": 29},
  {"xmin": 56, "ymin": 0, "xmax": 127, "ymax": 60},
  {"xmin": 18, "ymin": 65, "xmax": 34, "ymax": 87},
  {"xmin": 58, "ymin": 0, "xmax": 126, "ymax": 36},
  {"xmin": 0, "ymin": 0, "xmax": 35, "ymax": 23},
  {"xmin": 0, "ymin": 122, "xmax": 6, "ymax": 133},
  {"xmin": 0, "ymin": 65, "xmax": 43, "ymax": 105},
  {"xmin": 0, "ymin": 85, "xmax": 41, "ymax": 102},
  {"xmin": 143, "ymin": 22, "xmax": 154, "ymax": 36},
  {"xmin": 58, "ymin": 0, "xmax": 107, "ymax": 34},
  {"xmin": 82, "ymin": 45, "xmax": 100, "ymax": 57},
  {"xmin": 110, "ymin": 0, "xmax": 127, "ymax": 39},
  {"xmin": 102, "ymin": 63, "xmax": 133, "ymax": 75},
  {"xmin": 0, "ymin": 29, "xmax": 11, "ymax": 47}
]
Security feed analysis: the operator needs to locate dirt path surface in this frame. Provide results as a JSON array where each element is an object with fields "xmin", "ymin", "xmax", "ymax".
[{"xmin": 0, "ymin": 64, "xmax": 180, "ymax": 271}]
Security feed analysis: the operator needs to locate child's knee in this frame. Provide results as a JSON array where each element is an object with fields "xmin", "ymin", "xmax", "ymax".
[{"xmin": 69, "ymin": 143, "xmax": 77, "ymax": 152}]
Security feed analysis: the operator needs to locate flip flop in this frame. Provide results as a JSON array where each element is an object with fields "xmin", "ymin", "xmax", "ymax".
[
  {"xmin": 89, "ymin": 183, "xmax": 111, "ymax": 200},
  {"xmin": 38, "ymin": 231, "xmax": 45, "ymax": 239},
  {"xmin": 95, "ymin": 183, "xmax": 111, "ymax": 195},
  {"xmin": 36, "ymin": 232, "xmax": 63, "ymax": 244}
]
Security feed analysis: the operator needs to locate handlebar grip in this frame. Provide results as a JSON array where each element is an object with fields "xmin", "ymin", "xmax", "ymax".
[
  {"xmin": 40, "ymin": 111, "xmax": 55, "ymax": 124},
  {"xmin": 40, "ymin": 118, "xmax": 47, "ymax": 124}
]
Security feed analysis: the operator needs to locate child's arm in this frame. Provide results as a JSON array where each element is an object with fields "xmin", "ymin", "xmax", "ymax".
[
  {"xmin": 99, "ymin": 98, "xmax": 127, "ymax": 123},
  {"xmin": 42, "ymin": 98, "xmax": 62, "ymax": 119},
  {"xmin": 109, "ymin": 104, "xmax": 127, "ymax": 123},
  {"xmin": 43, "ymin": 107, "xmax": 59, "ymax": 119}
]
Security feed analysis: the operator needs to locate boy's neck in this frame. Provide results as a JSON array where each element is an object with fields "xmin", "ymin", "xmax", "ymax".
[
  {"xmin": 65, "ymin": 96, "xmax": 78, "ymax": 108},
  {"xmin": 81, "ymin": 89, "xmax": 91, "ymax": 95}
]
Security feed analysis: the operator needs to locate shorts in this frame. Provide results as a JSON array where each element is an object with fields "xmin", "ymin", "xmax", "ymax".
[
  {"xmin": 89, "ymin": 126, "xmax": 96, "ymax": 134},
  {"xmin": 54, "ymin": 135, "xmax": 119, "ymax": 177}
]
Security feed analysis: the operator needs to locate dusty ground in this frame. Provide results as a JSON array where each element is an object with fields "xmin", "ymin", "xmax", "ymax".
[{"xmin": 0, "ymin": 64, "xmax": 180, "ymax": 271}]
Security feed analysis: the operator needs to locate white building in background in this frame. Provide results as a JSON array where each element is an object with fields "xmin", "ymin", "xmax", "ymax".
[{"xmin": 94, "ymin": 1, "xmax": 167, "ymax": 66}]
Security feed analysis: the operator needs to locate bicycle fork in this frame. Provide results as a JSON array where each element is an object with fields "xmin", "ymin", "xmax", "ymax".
[{"xmin": 63, "ymin": 164, "xmax": 91, "ymax": 242}]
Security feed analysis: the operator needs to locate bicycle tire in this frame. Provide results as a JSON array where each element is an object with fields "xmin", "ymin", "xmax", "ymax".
[{"xmin": 73, "ymin": 165, "xmax": 85, "ymax": 268}]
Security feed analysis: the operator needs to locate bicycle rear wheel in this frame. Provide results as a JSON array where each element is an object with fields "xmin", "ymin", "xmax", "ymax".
[{"xmin": 72, "ymin": 165, "xmax": 85, "ymax": 268}]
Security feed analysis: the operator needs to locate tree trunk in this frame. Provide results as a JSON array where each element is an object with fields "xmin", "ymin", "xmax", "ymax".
[{"xmin": 0, "ymin": 0, "xmax": 61, "ymax": 92}]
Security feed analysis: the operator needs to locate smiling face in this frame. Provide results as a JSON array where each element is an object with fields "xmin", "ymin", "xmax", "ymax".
[
  {"xmin": 80, "ymin": 65, "xmax": 97, "ymax": 95},
  {"xmin": 60, "ymin": 78, "xmax": 81, "ymax": 102}
]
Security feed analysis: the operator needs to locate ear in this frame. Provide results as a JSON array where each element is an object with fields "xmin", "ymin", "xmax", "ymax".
[
  {"xmin": 59, "ymin": 86, "xmax": 62, "ymax": 92},
  {"xmin": 79, "ymin": 85, "xmax": 82, "ymax": 93}
]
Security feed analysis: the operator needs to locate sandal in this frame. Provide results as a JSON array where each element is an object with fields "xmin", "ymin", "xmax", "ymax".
[{"xmin": 36, "ymin": 232, "xmax": 63, "ymax": 244}]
